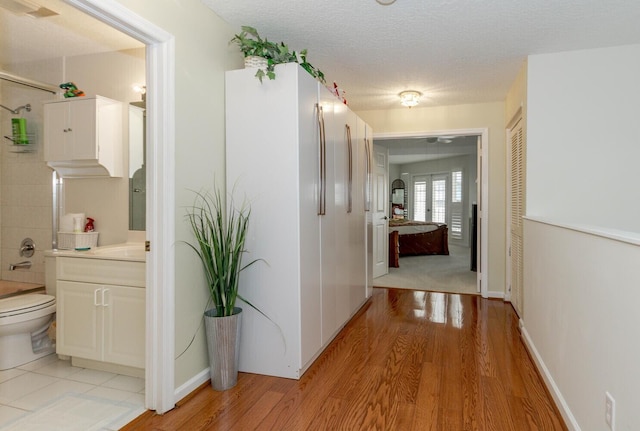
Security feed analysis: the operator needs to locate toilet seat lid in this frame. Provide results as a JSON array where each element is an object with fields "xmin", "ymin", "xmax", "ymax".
[{"xmin": 0, "ymin": 294, "xmax": 55, "ymax": 318}]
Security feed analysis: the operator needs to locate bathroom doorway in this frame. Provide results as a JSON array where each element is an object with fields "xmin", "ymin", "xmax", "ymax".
[
  {"xmin": 63, "ymin": 0, "xmax": 175, "ymax": 414},
  {"xmin": 0, "ymin": 0, "xmax": 174, "ymax": 414}
]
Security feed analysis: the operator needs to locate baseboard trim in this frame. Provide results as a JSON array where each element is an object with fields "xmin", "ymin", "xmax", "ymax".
[
  {"xmin": 520, "ymin": 321, "xmax": 581, "ymax": 431},
  {"xmin": 174, "ymin": 368, "xmax": 210, "ymax": 404},
  {"xmin": 485, "ymin": 290, "xmax": 504, "ymax": 299}
]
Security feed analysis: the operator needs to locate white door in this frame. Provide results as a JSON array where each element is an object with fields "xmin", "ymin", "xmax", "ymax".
[
  {"xmin": 372, "ymin": 145, "xmax": 389, "ymax": 278},
  {"xmin": 507, "ymin": 118, "xmax": 525, "ymax": 315}
]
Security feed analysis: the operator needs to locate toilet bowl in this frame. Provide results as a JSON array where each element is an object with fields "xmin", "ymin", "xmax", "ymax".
[{"xmin": 0, "ymin": 293, "xmax": 56, "ymax": 370}]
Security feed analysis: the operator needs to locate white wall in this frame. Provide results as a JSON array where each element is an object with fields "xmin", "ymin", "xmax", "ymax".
[
  {"xmin": 524, "ymin": 44, "xmax": 640, "ymax": 431},
  {"xmin": 527, "ymin": 44, "xmax": 640, "ymax": 232},
  {"xmin": 523, "ymin": 220, "xmax": 640, "ymax": 431},
  {"xmin": 358, "ymin": 102, "xmax": 506, "ymax": 294},
  {"xmin": 113, "ymin": 0, "xmax": 242, "ymax": 391}
]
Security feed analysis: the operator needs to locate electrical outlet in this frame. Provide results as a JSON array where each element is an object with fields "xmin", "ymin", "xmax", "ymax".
[{"xmin": 605, "ymin": 392, "xmax": 615, "ymax": 430}]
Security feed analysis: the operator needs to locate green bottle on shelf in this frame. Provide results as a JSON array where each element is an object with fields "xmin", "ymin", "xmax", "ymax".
[{"xmin": 11, "ymin": 118, "xmax": 28, "ymax": 145}]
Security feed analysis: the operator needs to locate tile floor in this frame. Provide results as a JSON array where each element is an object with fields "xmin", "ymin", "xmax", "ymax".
[{"xmin": 0, "ymin": 354, "xmax": 145, "ymax": 430}]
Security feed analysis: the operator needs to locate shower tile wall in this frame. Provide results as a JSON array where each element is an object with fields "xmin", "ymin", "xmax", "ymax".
[{"xmin": 0, "ymin": 67, "xmax": 55, "ymax": 285}]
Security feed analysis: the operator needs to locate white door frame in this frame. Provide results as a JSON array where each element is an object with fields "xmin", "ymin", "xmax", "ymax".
[
  {"xmin": 67, "ymin": 0, "xmax": 176, "ymax": 413},
  {"xmin": 374, "ymin": 129, "xmax": 489, "ymax": 298}
]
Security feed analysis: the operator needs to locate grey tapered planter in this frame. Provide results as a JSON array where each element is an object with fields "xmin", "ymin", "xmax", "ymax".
[{"xmin": 204, "ymin": 307, "xmax": 242, "ymax": 391}]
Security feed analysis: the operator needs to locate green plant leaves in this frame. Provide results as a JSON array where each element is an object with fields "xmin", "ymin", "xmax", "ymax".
[
  {"xmin": 230, "ymin": 26, "xmax": 325, "ymax": 84},
  {"xmin": 185, "ymin": 188, "xmax": 257, "ymax": 317}
]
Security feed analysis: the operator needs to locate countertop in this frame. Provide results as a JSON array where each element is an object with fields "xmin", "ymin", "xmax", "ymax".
[{"xmin": 44, "ymin": 242, "xmax": 146, "ymax": 262}]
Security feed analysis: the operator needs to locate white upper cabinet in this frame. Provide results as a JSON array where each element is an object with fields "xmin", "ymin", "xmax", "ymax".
[{"xmin": 44, "ymin": 96, "xmax": 123, "ymax": 178}]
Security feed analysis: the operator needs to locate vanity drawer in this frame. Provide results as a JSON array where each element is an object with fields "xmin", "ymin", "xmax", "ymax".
[{"xmin": 57, "ymin": 257, "xmax": 145, "ymax": 287}]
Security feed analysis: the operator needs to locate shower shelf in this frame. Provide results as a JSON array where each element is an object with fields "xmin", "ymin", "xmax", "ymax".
[{"xmin": 4, "ymin": 134, "xmax": 36, "ymax": 152}]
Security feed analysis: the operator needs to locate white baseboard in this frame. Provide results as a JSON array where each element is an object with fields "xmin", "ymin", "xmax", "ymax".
[
  {"xmin": 519, "ymin": 320, "xmax": 581, "ymax": 431},
  {"xmin": 485, "ymin": 290, "xmax": 504, "ymax": 299},
  {"xmin": 174, "ymin": 368, "xmax": 210, "ymax": 405}
]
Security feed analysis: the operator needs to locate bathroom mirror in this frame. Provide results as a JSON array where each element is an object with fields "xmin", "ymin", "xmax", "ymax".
[{"xmin": 129, "ymin": 103, "xmax": 146, "ymax": 230}]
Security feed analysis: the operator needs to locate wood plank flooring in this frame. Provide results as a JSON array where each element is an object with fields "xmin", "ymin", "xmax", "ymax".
[{"xmin": 123, "ymin": 288, "xmax": 566, "ymax": 430}]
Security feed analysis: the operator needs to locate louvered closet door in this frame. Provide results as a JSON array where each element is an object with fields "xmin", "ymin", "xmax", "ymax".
[{"xmin": 509, "ymin": 119, "xmax": 525, "ymax": 316}]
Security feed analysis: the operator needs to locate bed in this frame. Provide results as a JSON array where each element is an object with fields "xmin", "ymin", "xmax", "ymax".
[{"xmin": 388, "ymin": 220, "xmax": 449, "ymax": 267}]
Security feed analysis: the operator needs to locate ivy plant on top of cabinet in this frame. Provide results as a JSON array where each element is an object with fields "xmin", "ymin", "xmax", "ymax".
[{"xmin": 44, "ymin": 95, "xmax": 123, "ymax": 178}]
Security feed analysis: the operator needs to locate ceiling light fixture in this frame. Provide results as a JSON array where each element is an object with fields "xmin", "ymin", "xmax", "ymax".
[
  {"xmin": 399, "ymin": 90, "xmax": 422, "ymax": 108},
  {"xmin": 376, "ymin": 0, "xmax": 396, "ymax": 5}
]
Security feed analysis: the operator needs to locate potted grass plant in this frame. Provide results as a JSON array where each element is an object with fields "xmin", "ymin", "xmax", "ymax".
[
  {"xmin": 230, "ymin": 25, "xmax": 325, "ymax": 83},
  {"xmin": 185, "ymin": 188, "xmax": 262, "ymax": 391}
]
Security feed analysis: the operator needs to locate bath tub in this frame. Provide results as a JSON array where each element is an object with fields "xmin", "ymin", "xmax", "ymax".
[{"xmin": 0, "ymin": 280, "xmax": 45, "ymax": 299}]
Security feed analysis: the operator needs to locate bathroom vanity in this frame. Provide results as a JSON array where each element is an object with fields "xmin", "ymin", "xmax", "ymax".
[{"xmin": 46, "ymin": 243, "xmax": 145, "ymax": 377}]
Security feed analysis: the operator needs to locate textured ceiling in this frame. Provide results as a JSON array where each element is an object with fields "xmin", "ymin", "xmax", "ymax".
[{"xmin": 202, "ymin": 0, "xmax": 640, "ymax": 111}]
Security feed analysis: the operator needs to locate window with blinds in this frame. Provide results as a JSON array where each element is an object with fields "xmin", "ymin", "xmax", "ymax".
[
  {"xmin": 450, "ymin": 170, "xmax": 463, "ymax": 239},
  {"xmin": 413, "ymin": 178, "xmax": 427, "ymax": 221},
  {"xmin": 431, "ymin": 178, "xmax": 446, "ymax": 223}
]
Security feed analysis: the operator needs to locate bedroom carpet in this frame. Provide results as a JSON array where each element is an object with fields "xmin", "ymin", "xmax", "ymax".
[{"xmin": 373, "ymin": 244, "xmax": 478, "ymax": 295}]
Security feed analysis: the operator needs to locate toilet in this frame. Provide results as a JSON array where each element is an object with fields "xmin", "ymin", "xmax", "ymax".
[{"xmin": 0, "ymin": 292, "xmax": 56, "ymax": 370}]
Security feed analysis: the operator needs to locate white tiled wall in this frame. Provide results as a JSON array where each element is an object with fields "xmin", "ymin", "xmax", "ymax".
[{"xmin": 0, "ymin": 73, "xmax": 53, "ymax": 284}]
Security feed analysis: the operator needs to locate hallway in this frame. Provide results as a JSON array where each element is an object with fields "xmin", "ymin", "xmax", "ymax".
[{"xmin": 124, "ymin": 288, "xmax": 566, "ymax": 430}]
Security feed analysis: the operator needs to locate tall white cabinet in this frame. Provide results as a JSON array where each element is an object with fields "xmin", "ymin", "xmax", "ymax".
[{"xmin": 226, "ymin": 63, "xmax": 372, "ymax": 379}]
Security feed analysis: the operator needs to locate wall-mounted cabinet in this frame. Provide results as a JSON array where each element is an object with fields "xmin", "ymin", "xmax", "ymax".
[{"xmin": 44, "ymin": 96, "xmax": 123, "ymax": 178}]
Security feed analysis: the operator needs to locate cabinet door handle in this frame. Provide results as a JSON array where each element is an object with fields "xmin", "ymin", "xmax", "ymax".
[
  {"xmin": 364, "ymin": 138, "xmax": 372, "ymax": 212},
  {"xmin": 102, "ymin": 288, "xmax": 109, "ymax": 307},
  {"xmin": 316, "ymin": 103, "xmax": 326, "ymax": 216},
  {"xmin": 94, "ymin": 288, "xmax": 101, "ymax": 306},
  {"xmin": 346, "ymin": 124, "xmax": 353, "ymax": 214}
]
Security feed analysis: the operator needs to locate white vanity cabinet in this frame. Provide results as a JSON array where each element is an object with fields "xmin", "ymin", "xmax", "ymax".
[
  {"xmin": 44, "ymin": 96, "xmax": 123, "ymax": 177},
  {"xmin": 56, "ymin": 257, "xmax": 145, "ymax": 370}
]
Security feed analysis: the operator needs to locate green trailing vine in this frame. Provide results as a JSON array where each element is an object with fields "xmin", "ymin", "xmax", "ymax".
[{"xmin": 230, "ymin": 26, "xmax": 326, "ymax": 83}]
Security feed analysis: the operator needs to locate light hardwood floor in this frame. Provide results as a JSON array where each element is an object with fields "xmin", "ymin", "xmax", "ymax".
[{"xmin": 123, "ymin": 288, "xmax": 566, "ymax": 430}]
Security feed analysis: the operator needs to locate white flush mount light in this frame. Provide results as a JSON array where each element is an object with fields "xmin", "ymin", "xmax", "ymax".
[
  {"xmin": 376, "ymin": 0, "xmax": 397, "ymax": 5},
  {"xmin": 399, "ymin": 90, "xmax": 422, "ymax": 108}
]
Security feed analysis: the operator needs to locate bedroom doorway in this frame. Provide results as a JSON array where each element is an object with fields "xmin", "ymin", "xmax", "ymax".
[{"xmin": 372, "ymin": 129, "xmax": 486, "ymax": 297}]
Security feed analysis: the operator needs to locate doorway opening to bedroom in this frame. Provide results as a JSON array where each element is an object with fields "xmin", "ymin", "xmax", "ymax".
[{"xmin": 373, "ymin": 131, "xmax": 483, "ymax": 296}]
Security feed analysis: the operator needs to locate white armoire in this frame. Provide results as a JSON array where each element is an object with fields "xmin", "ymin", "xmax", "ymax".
[{"xmin": 225, "ymin": 63, "xmax": 373, "ymax": 379}]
